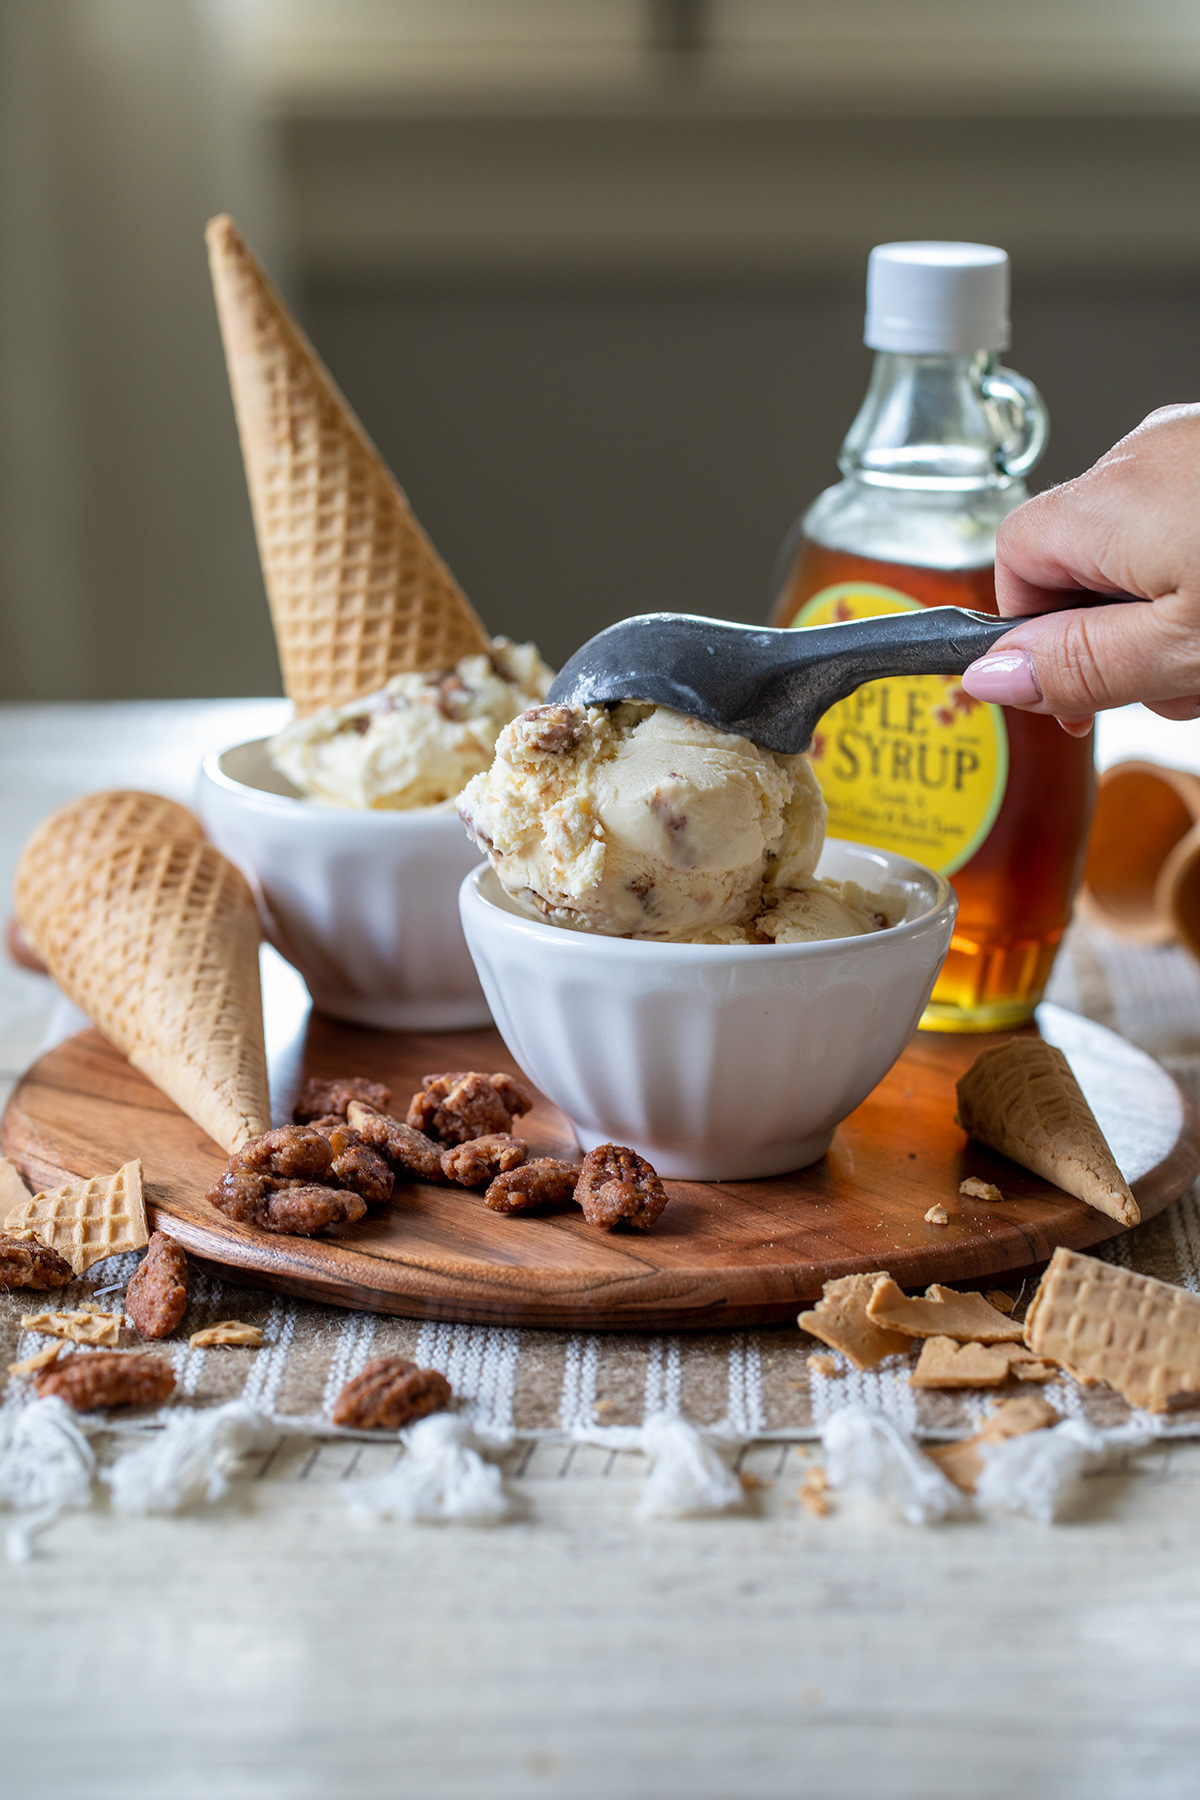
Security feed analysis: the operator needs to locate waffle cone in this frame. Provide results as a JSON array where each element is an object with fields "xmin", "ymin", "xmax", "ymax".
[
  {"xmin": 956, "ymin": 1039, "xmax": 1139, "ymax": 1227},
  {"xmin": 4, "ymin": 1160, "xmax": 147, "ymax": 1277},
  {"xmin": 15, "ymin": 790, "xmax": 203, "ymax": 958},
  {"xmin": 1025, "ymin": 1246, "xmax": 1200, "ymax": 1413},
  {"xmin": 205, "ymin": 214, "xmax": 491, "ymax": 714},
  {"xmin": 38, "ymin": 836, "xmax": 270, "ymax": 1153}
]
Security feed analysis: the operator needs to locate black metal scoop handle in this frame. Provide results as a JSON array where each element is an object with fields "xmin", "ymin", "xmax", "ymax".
[{"xmin": 546, "ymin": 607, "xmax": 1014, "ymax": 754}]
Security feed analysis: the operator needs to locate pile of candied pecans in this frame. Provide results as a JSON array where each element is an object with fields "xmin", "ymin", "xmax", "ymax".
[{"xmin": 204, "ymin": 1071, "xmax": 669, "ymax": 1238}]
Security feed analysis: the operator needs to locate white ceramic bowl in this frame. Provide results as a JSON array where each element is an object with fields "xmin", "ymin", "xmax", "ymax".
[
  {"xmin": 460, "ymin": 840, "xmax": 957, "ymax": 1179},
  {"xmin": 198, "ymin": 738, "xmax": 491, "ymax": 1031}
]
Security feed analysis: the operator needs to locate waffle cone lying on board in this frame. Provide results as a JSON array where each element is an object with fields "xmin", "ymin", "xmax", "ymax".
[
  {"xmin": 956, "ymin": 1039, "xmax": 1139, "ymax": 1227},
  {"xmin": 205, "ymin": 214, "xmax": 492, "ymax": 716},
  {"xmin": 30, "ymin": 834, "xmax": 269, "ymax": 1154},
  {"xmin": 15, "ymin": 790, "xmax": 203, "ymax": 959}
]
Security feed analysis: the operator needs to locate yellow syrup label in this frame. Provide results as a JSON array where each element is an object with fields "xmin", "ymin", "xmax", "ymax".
[{"xmin": 789, "ymin": 583, "xmax": 1008, "ymax": 876}]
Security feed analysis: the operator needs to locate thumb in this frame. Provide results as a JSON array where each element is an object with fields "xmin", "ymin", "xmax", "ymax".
[{"xmin": 961, "ymin": 596, "xmax": 1200, "ymax": 716}]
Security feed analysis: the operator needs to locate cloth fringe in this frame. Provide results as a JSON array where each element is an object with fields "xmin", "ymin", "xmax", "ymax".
[
  {"xmin": 0, "ymin": 1398, "xmax": 96, "ymax": 1561},
  {"xmin": 820, "ymin": 1404, "xmax": 1158, "ymax": 1525},
  {"xmin": 104, "ymin": 1401, "xmax": 279, "ymax": 1517},
  {"xmin": 821, "ymin": 1405, "xmax": 970, "ymax": 1525},
  {"xmin": 974, "ymin": 1417, "xmax": 1157, "ymax": 1523},
  {"xmin": 347, "ymin": 1413, "xmax": 511, "ymax": 1526},
  {"xmin": 571, "ymin": 1412, "xmax": 745, "ymax": 1518}
]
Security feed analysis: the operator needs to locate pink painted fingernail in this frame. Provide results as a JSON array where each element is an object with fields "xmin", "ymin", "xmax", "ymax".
[{"xmin": 960, "ymin": 649, "xmax": 1041, "ymax": 707}]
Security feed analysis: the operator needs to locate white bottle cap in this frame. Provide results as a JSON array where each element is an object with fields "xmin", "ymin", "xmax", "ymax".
[{"xmin": 865, "ymin": 242, "xmax": 1010, "ymax": 355}]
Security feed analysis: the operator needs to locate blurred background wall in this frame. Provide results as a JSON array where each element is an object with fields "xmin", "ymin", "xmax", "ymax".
[{"xmin": 3, "ymin": 0, "xmax": 1200, "ymax": 697}]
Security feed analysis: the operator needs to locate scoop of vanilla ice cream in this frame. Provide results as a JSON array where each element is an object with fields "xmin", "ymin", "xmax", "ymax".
[
  {"xmin": 457, "ymin": 700, "xmax": 828, "ymax": 939},
  {"xmin": 268, "ymin": 639, "xmax": 553, "ymax": 809}
]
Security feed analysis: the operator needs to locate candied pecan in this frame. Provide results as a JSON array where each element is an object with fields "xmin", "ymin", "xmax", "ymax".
[
  {"xmin": 232, "ymin": 1125, "xmax": 333, "ymax": 1181},
  {"xmin": 125, "ymin": 1232, "xmax": 188, "ymax": 1340},
  {"xmin": 326, "ymin": 1125, "xmax": 394, "ymax": 1202},
  {"xmin": 332, "ymin": 1356, "xmax": 453, "ymax": 1430},
  {"xmin": 485, "ymin": 1159, "xmax": 580, "ymax": 1214},
  {"xmin": 293, "ymin": 1076, "xmax": 392, "ymax": 1124},
  {"xmin": 306, "ymin": 1114, "xmax": 346, "ymax": 1138},
  {"xmin": 575, "ymin": 1143, "xmax": 669, "ymax": 1231},
  {"xmin": 519, "ymin": 703, "xmax": 583, "ymax": 755},
  {"xmin": 36, "ymin": 1350, "xmax": 175, "ymax": 1411},
  {"xmin": 206, "ymin": 1170, "xmax": 366, "ymax": 1235},
  {"xmin": 346, "ymin": 1103, "xmax": 445, "ymax": 1181},
  {"xmin": 440, "ymin": 1134, "xmax": 528, "ymax": 1187},
  {"xmin": 262, "ymin": 1184, "xmax": 367, "ymax": 1235},
  {"xmin": 408, "ymin": 1070, "xmax": 534, "ymax": 1145},
  {"xmin": 0, "ymin": 1230, "xmax": 72, "ymax": 1291},
  {"xmin": 206, "ymin": 1167, "xmax": 271, "ymax": 1227},
  {"xmin": 489, "ymin": 1072, "xmax": 534, "ymax": 1119}
]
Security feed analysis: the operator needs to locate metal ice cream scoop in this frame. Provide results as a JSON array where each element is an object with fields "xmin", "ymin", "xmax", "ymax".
[{"xmin": 545, "ymin": 607, "xmax": 1014, "ymax": 754}]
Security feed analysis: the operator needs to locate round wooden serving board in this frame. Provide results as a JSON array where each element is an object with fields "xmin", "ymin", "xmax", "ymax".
[{"xmin": 3, "ymin": 1003, "xmax": 1196, "ymax": 1330}]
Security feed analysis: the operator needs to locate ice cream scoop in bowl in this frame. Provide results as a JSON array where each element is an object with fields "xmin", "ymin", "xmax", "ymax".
[
  {"xmin": 460, "ymin": 841, "xmax": 955, "ymax": 1180},
  {"xmin": 456, "ymin": 695, "xmax": 955, "ymax": 1177}
]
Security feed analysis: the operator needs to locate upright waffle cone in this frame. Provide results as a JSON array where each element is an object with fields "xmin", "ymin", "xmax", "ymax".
[
  {"xmin": 38, "ymin": 836, "xmax": 270, "ymax": 1153},
  {"xmin": 956, "ymin": 1039, "xmax": 1139, "ymax": 1226},
  {"xmin": 205, "ymin": 214, "xmax": 491, "ymax": 714},
  {"xmin": 15, "ymin": 790, "xmax": 204, "ymax": 957}
]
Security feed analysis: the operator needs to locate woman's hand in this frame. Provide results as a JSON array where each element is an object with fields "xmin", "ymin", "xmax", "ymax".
[{"xmin": 961, "ymin": 404, "xmax": 1200, "ymax": 734}]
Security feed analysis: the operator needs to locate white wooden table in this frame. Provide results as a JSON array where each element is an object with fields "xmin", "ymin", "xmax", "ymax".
[{"xmin": 4, "ymin": 701, "xmax": 1200, "ymax": 1800}]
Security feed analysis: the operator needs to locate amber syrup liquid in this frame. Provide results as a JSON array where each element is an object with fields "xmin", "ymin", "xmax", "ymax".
[{"xmin": 774, "ymin": 539, "xmax": 1095, "ymax": 1031}]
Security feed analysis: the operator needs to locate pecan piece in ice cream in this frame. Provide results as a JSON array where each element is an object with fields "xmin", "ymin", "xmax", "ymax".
[
  {"xmin": 484, "ymin": 1159, "xmax": 580, "ymax": 1214},
  {"xmin": 518, "ymin": 703, "xmax": 583, "ymax": 755},
  {"xmin": 407, "ymin": 1070, "xmax": 534, "ymax": 1145},
  {"xmin": 332, "ymin": 1356, "xmax": 453, "ymax": 1430},
  {"xmin": 125, "ymin": 1231, "xmax": 188, "ymax": 1340},
  {"xmin": 346, "ymin": 1103, "xmax": 445, "ymax": 1181},
  {"xmin": 575, "ymin": 1144, "xmax": 669, "ymax": 1231},
  {"xmin": 293, "ymin": 1076, "xmax": 392, "ymax": 1124},
  {"xmin": 36, "ymin": 1350, "xmax": 175, "ymax": 1411},
  {"xmin": 440, "ymin": 1134, "xmax": 528, "ymax": 1187},
  {"xmin": 0, "ymin": 1230, "xmax": 73, "ymax": 1291}
]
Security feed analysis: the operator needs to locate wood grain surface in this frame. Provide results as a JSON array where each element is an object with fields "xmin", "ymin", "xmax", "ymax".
[{"xmin": 3, "ymin": 1014, "xmax": 1196, "ymax": 1329}]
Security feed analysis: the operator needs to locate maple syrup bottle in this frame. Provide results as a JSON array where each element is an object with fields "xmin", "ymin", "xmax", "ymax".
[{"xmin": 771, "ymin": 242, "xmax": 1094, "ymax": 1031}]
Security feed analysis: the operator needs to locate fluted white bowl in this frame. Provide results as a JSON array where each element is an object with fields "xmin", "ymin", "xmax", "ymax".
[
  {"xmin": 459, "ymin": 840, "xmax": 957, "ymax": 1179},
  {"xmin": 198, "ymin": 738, "xmax": 490, "ymax": 1031}
]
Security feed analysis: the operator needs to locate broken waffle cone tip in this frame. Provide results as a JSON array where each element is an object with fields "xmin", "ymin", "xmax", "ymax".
[
  {"xmin": 4, "ymin": 1160, "xmax": 147, "ymax": 1277},
  {"xmin": 205, "ymin": 214, "xmax": 492, "ymax": 715},
  {"xmin": 956, "ymin": 1038, "xmax": 1139, "ymax": 1227}
]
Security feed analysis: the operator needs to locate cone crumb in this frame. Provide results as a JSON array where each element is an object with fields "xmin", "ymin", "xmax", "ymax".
[
  {"xmin": 960, "ymin": 1176, "xmax": 1004, "ymax": 1202},
  {"xmin": 807, "ymin": 1353, "xmax": 840, "ymax": 1376},
  {"xmin": 925, "ymin": 1205, "xmax": 949, "ymax": 1225},
  {"xmin": 799, "ymin": 1467, "xmax": 830, "ymax": 1516}
]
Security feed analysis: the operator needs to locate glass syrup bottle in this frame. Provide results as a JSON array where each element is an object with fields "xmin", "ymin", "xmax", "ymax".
[{"xmin": 770, "ymin": 242, "xmax": 1094, "ymax": 1031}]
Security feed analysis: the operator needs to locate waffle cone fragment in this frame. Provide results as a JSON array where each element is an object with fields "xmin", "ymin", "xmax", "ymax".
[
  {"xmin": 867, "ymin": 1278, "xmax": 1024, "ymax": 1343},
  {"xmin": 38, "ymin": 836, "xmax": 270, "ymax": 1153},
  {"xmin": 798, "ymin": 1272, "xmax": 913, "ymax": 1370},
  {"xmin": 956, "ymin": 1039, "xmax": 1139, "ymax": 1227},
  {"xmin": 4, "ymin": 1160, "xmax": 147, "ymax": 1276},
  {"xmin": 15, "ymin": 789, "xmax": 203, "ymax": 958},
  {"xmin": 205, "ymin": 214, "xmax": 491, "ymax": 714},
  {"xmin": 1025, "ymin": 1246, "xmax": 1200, "ymax": 1413}
]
